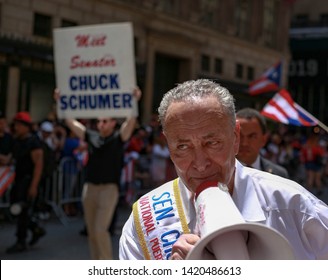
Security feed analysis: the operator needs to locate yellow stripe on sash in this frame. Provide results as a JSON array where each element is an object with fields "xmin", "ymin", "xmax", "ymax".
[
  {"xmin": 133, "ymin": 178, "xmax": 190, "ymax": 260},
  {"xmin": 133, "ymin": 201, "xmax": 151, "ymax": 260},
  {"xmin": 173, "ymin": 178, "xmax": 190, "ymax": 234}
]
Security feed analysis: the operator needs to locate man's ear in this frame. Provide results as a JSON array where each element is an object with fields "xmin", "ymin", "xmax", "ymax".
[{"xmin": 234, "ymin": 121, "xmax": 240, "ymax": 155}]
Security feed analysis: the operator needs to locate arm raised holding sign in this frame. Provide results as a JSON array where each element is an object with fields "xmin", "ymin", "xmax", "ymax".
[
  {"xmin": 119, "ymin": 87, "xmax": 141, "ymax": 142},
  {"xmin": 53, "ymin": 86, "xmax": 142, "ymax": 260}
]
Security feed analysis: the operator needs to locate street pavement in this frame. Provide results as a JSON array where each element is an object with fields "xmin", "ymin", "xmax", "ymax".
[{"xmin": 0, "ymin": 201, "xmax": 132, "ymax": 260}]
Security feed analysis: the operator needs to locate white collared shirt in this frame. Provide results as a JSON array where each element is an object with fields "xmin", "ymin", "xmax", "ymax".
[
  {"xmin": 119, "ymin": 160, "xmax": 328, "ymax": 260},
  {"xmin": 233, "ymin": 160, "xmax": 328, "ymax": 259},
  {"xmin": 241, "ymin": 155, "xmax": 261, "ymax": 169}
]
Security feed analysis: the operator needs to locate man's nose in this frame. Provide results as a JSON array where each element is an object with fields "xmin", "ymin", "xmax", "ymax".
[{"xmin": 192, "ymin": 148, "xmax": 210, "ymax": 172}]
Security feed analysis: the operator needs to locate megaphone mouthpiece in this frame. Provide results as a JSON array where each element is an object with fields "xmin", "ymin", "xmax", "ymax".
[{"xmin": 195, "ymin": 181, "xmax": 229, "ymax": 199}]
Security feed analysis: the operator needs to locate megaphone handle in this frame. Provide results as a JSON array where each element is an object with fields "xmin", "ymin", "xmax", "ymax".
[{"xmin": 207, "ymin": 231, "xmax": 250, "ymax": 260}]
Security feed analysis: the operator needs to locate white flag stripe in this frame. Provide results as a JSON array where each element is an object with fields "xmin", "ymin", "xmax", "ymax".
[
  {"xmin": 273, "ymin": 94, "xmax": 298, "ymax": 119},
  {"xmin": 0, "ymin": 167, "xmax": 7, "ymax": 177},
  {"xmin": 0, "ymin": 173, "xmax": 11, "ymax": 186},
  {"xmin": 262, "ymin": 105, "xmax": 289, "ymax": 124},
  {"xmin": 250, "ymin": 79, "xmax": 272, "ymax": 91}
]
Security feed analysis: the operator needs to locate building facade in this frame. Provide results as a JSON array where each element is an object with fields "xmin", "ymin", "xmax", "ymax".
[
  {"xmin": 0, "ymin": 0, "xmax": 292, "ymax": 124},
  {"xmin": 289, "ymin": 0, "xmax": 328, "ymax": 124}
]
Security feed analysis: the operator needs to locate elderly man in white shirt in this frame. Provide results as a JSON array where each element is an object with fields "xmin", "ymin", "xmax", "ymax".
[{"xmin": 119, "ymin": 79, "xmax": 328, "ymax": 260}]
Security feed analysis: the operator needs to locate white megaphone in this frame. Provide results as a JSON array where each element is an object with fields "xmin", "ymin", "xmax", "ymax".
[{"xmin": 186, "ymin": 181, "xmax": 295, "ymax": 260}]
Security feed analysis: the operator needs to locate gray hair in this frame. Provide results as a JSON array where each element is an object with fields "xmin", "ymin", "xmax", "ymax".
[{"xmin": 158, "ymin": 79, "xmax": 236, "ymax": 128}]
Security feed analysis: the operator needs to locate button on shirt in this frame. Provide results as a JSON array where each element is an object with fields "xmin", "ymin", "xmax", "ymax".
[{"xmin": 119, "ymin": 160, "xmax": 328, "ymax": 260}]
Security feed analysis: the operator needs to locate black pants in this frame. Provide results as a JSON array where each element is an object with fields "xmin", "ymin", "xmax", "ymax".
[{"xmin": 10, "ymin": 177, "xmax": 38, "ymax": 243}]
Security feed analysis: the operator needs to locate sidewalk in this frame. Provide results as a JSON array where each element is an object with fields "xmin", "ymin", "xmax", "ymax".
[{"xmin": 0, "ymin": 202, "xmax": 132, "ymax": 260}]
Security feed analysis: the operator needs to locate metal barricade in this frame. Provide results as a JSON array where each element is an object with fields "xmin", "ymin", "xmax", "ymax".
[
  {"xmin": 0, "ymin": 158, "xmax": 86, "ymax": 226},
  {"xmin": 41, "ymin": 168, "xmax": 70, "ymax": 225},
  {"xmin": 55, "ymin": 156, "xmax": 85, "ymax": 223}
]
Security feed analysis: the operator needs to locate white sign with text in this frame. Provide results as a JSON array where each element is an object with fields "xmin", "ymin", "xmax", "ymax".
[{"xmin": 53, "ymin": 22, "xmax": 137, "ymax": 119}]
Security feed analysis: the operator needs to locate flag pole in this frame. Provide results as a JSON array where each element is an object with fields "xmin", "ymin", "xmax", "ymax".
[{"xmin": 294, "ymin": 103, "xmax": 328, "ymax": 134}]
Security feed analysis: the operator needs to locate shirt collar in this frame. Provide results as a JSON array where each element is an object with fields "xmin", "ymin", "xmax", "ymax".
[
  {"xmin": 252, "ymin": 155, "xmax": 261, "ymax": 170},
  {"xmin": 240, "ymin": 155, "xmax": 261, "ymax": 170}
]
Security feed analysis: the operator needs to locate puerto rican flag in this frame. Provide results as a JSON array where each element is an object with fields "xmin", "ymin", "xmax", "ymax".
[
  {"xmin": 249, "ymin": 62, "xmax": 282, "ymax": 95},
  {"xmin": 261, "ymin": 89, "xmax": 318, "ymax": 126},
  {"xmin": 0, "ymin": 166, "xmax": 15, "ymax": 197}
]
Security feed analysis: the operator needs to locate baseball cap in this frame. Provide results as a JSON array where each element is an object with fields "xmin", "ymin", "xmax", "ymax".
[
  {"xmin": 13, "ymin": 111, "xmax": 32, "ymax": 125},
  {"xmin": 40, "ymin": 121, "xmax": 54, "ymax": 133}
]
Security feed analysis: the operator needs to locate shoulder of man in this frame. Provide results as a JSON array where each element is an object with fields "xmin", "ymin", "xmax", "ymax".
[
  {"xmin": 25, "ymin": 133, "xmax": 43, "ymax": 150},
  {"xmin": 260, "ymin": 156, "xmax": 289, "ymax": 179}
]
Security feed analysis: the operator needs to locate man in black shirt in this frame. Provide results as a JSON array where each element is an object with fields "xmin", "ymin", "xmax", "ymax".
[
  {"xmin": 59, "ymin": 88, "xmax": 141, "ymax": 259},
  {"xmin": 6, "ymin": 112, "xmax": 45, "ymax": 254}
]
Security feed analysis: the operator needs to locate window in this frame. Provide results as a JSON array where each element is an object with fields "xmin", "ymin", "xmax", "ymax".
[
  {"xmin": 292, "ymin": 14, "xmax": 309, "ymax": 28},
  {"xmin": 33, "ymin": 13, "xmax": 52, "ymax": 38},
  {"xmin": 201, "ymin": 54, "xmax": 210, "ymax": 72},
  {"xmin": 263, "ymin": 0, "xmax": 278, "ymax": 47},
  {"xmin": 235, "ymin": 63, "xmax": 243, "ymax": 79},
  {"xmin": 155, "ymin": 0, "xmax": 175, "ymax": 13},
  {"xmin": 320, "ymin": 14, "xmax": 328, "ymax": 27},
  {"xmin": 247, "ymin": 66, "xmax": 254, "ymax": 81},
  {"xmin": 200, "ymin": 0, "xmax": 218, "ymax": 26},
  {"xmin": 235, "ymin": 0, "xmax": 251, "ymax": 39},
  {"xmin": 214, "ymin": 58, "xmax": 223, "ymax": 74}
]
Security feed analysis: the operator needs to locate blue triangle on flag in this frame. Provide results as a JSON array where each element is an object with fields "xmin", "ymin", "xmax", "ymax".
[{"xmin": 266, "ymin": 62, "xmax": 282, "ymax": 86}]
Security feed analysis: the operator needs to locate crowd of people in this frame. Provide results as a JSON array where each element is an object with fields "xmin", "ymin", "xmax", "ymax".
[{"xmin": 1, "ymin": 80, "xmax": 328, "ymax": 259}]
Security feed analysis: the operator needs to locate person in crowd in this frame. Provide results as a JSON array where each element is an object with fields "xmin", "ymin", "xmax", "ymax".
[
  {"xmin": 300, "ymin": 129, "xmax": 326, "ymax": 196},
  {"xmin": 119, "ymin": 79, "xmax": 328, "ymax": 260},
  {"xmin": 236, "ymin": 107, "xmax": 289, "ymax": 178},
  {"xmin": 38, "ymin": 121, "xmax": 60, "ymax": 151},
  {"xmin": 55, "ymin": 88, "xmax": 141, "ymax": 260},
  {"xmin": 122, "ymin": 126, "xmax": 150, "ymax": 195},
  {"xmin": 265, "ymin": 132, "xmax": 283, "ymax": 164},
  {"xmin": 125, "ymin": 126, "xmax": 149, "ymax": 155},
  {"xmin": 150, "ymin": 132, "xmax": 171, "ymax": 186},
  {"xmin": 6, "ymin": 112, "xmax": 46, "ymax": 253},
  {"xmin": 0, "ymin": 111, "xmax": 14, "ymax": 200},
  {"xmin": 0, "ymin": 111, "xmax": 13, "ymax": 167},
  {"xmin": 57, "ymin": 124, "xmax": 87, "ymax": 216},
  {"xmin": 35, "ymin": 121, "xmax": 58, "ymax": 220}
]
